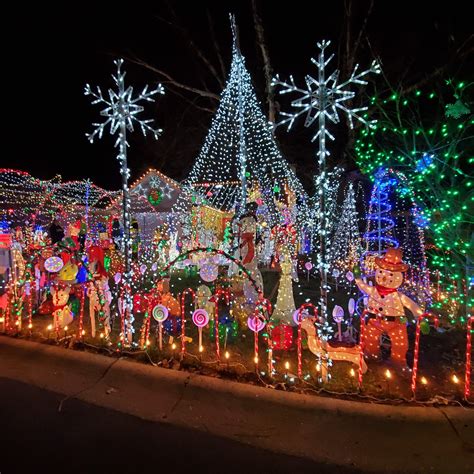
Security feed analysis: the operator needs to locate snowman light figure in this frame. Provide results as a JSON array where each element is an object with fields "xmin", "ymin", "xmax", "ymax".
[{"xmin": 355, "ymin": 248, "xmax": 423, "ymax": 368}]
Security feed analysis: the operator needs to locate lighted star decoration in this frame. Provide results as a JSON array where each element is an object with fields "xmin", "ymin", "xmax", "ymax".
[
  {"xmin": 149, "ymin": 176, "xmax": 174, "ymax": 199},
  {"xmin": 272, "ymin": 40, "xmax": 381, "ymax": 146},
  {"xmin": 85, "ymin": 59, "xmax": 164, "ymax": 144}
]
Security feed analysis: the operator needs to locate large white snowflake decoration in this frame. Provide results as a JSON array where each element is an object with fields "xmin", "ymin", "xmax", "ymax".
[
  {"xmin": 272, "ymin": 40, "xmax": 381, "ymax": 147},
  {"xmin": 85, "ymin": 59, "xmax": 164, "ymax": 144}
]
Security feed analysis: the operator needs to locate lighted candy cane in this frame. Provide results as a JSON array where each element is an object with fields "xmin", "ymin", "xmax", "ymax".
[
  {"xmin": 192, "ymin": 308, "xmax": 209, "ymax": 350},
  {"xmin": 294, "ymin": 303, "xmax": 318, "ymax": 378},
  {"xmin": 262, "ymin": 299, "xmax": 273, "ymax": 374},
  {"xmin": 180, "ymin": 288, "xmax": 196, "ymax": 357},
  {"xmin": 465, "ymin": 316, "xmax": 473, "ymax": 400},
  {"xmin": 248, "ymin": 299, "xmax": 271, "ymax": 372},
  {"xmin": 78, "ymin": 284, "xmax": 86, "ymax": 340},
  {"xmin": 152, "ymin": 304, "xmax": 169, "ymax": 351},
  {"xmin": 358, "ymin": 309, "xmax": 369, "ymax": 388},
  {"xmin": 210, "ymin": 289, "xmax": 230, "ymax": 360},
  {"xmin": 411, "ymin": 312, "xmax": 438, "ymax": 396},
  {"xmin": 25, "ymin": 279, "xmax": 33, "ymax": 332},
  {"xmin": 139, "ymin": 294, "xmax": 153, "ymax": 349}
]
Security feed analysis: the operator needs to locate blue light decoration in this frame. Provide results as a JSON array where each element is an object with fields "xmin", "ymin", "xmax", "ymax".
[
  {"xmin": 412, "ymin": 206, "xmax": 429, "ymax": 229},
  {"xmin": 362, "ymin": 168, "xmax": 399, "ymax": 272},
  {"xmin": 0, "ymin": 219, "xmax": 10, "ymax": 232},
  {"xmin": 415, "ymin": 153, "xmax": 434, "ymax": 173}
]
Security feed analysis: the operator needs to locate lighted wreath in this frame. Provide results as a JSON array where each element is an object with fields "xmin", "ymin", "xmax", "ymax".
[{"xmin": 148, "ymin": 188, "xmax": 163, "ymax": 206}]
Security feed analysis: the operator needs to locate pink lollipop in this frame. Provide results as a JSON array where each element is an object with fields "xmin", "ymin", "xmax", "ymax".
[
  {"xmin": 247, "ymin": 315, "xmax": 266, "ymax": 333},
  {"xmin": 192, "ymin": 309, "xmax": 209, "ymax": 328}
]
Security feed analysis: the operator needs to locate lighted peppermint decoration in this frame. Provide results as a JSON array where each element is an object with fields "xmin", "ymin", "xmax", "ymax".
[
  {"xmin": 44, "ymin": 256, "xmax": 64, "ymax": 273},
  {"xmin": 199, "ymin": 263, "xmax": 218, "ymax": 282},
  {"xmin": 247, "ymin": 315, "xmax": 266, "ymax": 333},
  {"xmin": 192, "ymin": 309, "xmax": 210, "ymax": 328},
  {"xmin": 152, "ymin": 304, "xmax": 169, "ymax": 323},
  {"xmin": 193, "ymin": 308, "xmax": 209, "ymax": 349}
]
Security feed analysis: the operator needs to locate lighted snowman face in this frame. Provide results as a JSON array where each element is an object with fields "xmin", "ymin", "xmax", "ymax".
[{"xmin": 375, "ymin": 268, "xmax": 403, "ymax": 288}]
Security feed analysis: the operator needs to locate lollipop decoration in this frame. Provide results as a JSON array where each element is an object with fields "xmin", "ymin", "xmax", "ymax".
[
  {"xmin": 347, "ymin": 297, "xmax": 355, "ymax": 339},
  {"xmin": 332, "ymin": 305, "xmax": 344, "ymax": 341},
  {"xmin": 332, "ymin": 268, "xmax": 340, "ymax": 290},
  {"xmin": 44, "ymin": 256, "xmax": 64, "ymax": 273},
  {"xmin": 305, "ymin": 261, "xmax": 313, "ymax": 281},
  {"xmin": 192, "ymin": 308, "xmax": 210, "ymax": 350},
  {"xmin": 153, "ymin": 304, "xmax": 169, "ymax": 350}
]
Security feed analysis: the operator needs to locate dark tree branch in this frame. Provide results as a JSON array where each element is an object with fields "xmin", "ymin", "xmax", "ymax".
[
  {"xmin": 164, "ymin": 3, "xmax": 226, "ymax": 89},
  {"xmin": 125, "ymin": 55, "xmax": 220, "ymax": 103},
  {"xmin": 206, "ymin": 8, "xmax": 227, "ymax": 81},
  {"xmin": 252, "ymin": 0, "xmax": 276, "ymax": 123}
]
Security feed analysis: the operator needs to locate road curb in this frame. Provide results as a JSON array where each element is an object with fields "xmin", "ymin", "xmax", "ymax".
[{"xmin": 1, "ymin": 335, "xmax": 473, "ymax": 472}]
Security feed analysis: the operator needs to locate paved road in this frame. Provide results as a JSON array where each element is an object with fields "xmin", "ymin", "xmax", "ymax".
[{"xmin": 0, "ymin": 377, "xmax": 358, "ymax": 474}]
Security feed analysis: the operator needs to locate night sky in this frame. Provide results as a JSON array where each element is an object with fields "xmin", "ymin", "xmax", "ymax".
[{"xmin": 5, "ymin": 0, "xmax": 472, "ymax": 191}]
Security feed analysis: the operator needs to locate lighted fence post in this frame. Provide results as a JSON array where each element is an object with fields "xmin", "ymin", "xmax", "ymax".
[
  {"xmin": 180, "ymin": 288, "xmax": 195, "ymax": 358},
  {"xmin": 411, "ymin": 312, "xmax": 438, "ymax": 396},
  {"xmin": 465, "ymin": 316, "xmax": 473, "ymax": 400},
  {"xmin": 358, "ymin": 309, "xmax": 368, "ymax": 389}
]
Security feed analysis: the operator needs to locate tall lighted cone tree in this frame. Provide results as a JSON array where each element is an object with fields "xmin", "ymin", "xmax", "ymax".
[
  {"xmin": 85, "ymin": 59, "xmax": 165, "ymax": 344},
  {"xmin": 179, "ymin": 16, "xmax": 308, "ymax": 227},
  {"xmin": 272, "ymin": 40, "xmax": 380, "ymax": 322},
  {"xmin": 329, "ymin": 182, "xmax": 362, "ymax": 277}
]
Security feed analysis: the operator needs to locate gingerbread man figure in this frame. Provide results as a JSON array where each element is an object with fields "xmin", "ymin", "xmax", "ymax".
[{"xmin": 355, "ymin": 248, "xmax": 423, "ymax": 367}]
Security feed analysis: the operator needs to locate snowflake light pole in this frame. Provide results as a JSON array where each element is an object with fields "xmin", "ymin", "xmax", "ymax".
[
  {"xmin": 272, "ymin": 39, "xmax": 380, "ymax": 323},
  {"xmin": 85, "ymin": 58, "xmax": 164, "ymax": 344}
]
